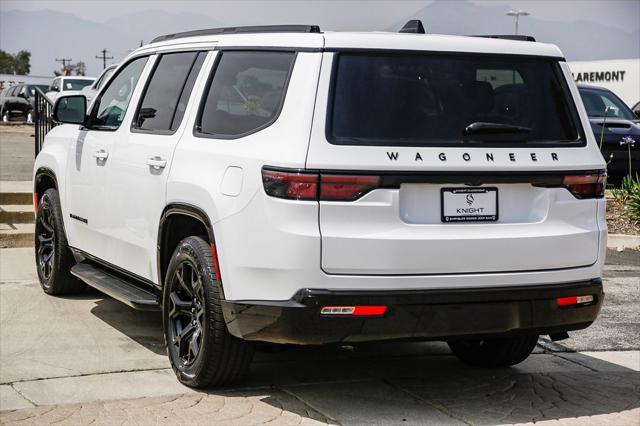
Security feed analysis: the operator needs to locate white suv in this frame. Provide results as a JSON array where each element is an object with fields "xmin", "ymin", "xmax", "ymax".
[{"xmin": 34, "ymin": 23, "xmax": 607, "ymax": 388}]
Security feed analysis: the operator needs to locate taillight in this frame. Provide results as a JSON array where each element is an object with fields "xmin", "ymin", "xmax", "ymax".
[
  {"xmin": 262, "ymin": 169, "xmax": 318, "ymax": 201},
  {"xmin": 320, "ymin": 175, "xmax": 380, "ymax": 201},
  {"xmin": 320, "ymin": 305, "xmax": 387, "ymax": 316},
  {"xmin": 262, "ymin": 167, "xmax": 382, "ymax": 201},
  {"xmin": 557, "ymin": 295, "xmax": 594, "ymax": 307},
  {"xmin": 562, "ymin": 173, "xmax": 606, "ymax": 199}
]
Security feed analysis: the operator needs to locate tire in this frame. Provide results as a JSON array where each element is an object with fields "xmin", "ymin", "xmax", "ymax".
[
  {"xmin": 35, "ymin": 188, "xmax": 85, "ymax": 295},
  {"xmin": 448, "ymin": 334, "xmax": 538, "ymax": 367},
  {"xmin": 163, "ymin": 236, "xmax": 254, "ymax": 388}
]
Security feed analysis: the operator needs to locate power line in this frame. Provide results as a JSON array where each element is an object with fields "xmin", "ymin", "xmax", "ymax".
[
  {"xmin": 96, "ymin": 49, "xmax": 114, "ymax": 69},
  {"xmin": 55, "ymin": 58, "xmax": 73, "ymax": 75}
]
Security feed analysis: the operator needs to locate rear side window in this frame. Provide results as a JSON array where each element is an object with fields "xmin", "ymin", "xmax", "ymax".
[
  {"xmin": 328, "ymin": 53, "xmax": 582, "ymax": 147},
  {"xmin": 197, "ymin": 51, "xmax": 295, "ymax": 138},
  {"xmin": 133, "ymin": 51, "xmax": 205, "ymax": 133}
]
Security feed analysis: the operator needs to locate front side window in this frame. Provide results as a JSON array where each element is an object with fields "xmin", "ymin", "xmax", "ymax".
[
  {"xmin": 329, "ymin": 53, "xmax": 582, "ymax": 146},
  {"xmin": 198, "ymin": 51, "xmax": 295, "ymax": 137},
  {"xmin": 90, "ymin": 57, "xmax": 148, "ymax": 129},
  {"xmin": 95, "ymin": 67, "xmax": 116, "ymax": 90},
  {"xmin": 50, "ymin": 79, "xmax": 60, "ymax": 92},
  {"xmin": 133, "ymin": 51, "xmax": 205, "ymax": 132}
]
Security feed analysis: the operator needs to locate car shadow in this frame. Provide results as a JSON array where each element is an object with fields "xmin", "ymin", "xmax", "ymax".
[
  {"xmin": 242, "ymin": 344, "xmax": 640, "ymax": 425},
  {"xmin": 87, "ymin": 290, "xmax": 165, "ymax": 355},
  {"xmin": 85, "ymin": 289, "xmax": 639, "ymax": 424}
]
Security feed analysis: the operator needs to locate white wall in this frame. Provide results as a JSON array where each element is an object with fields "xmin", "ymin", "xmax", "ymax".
[{"xmin": 568, "ymin": 59, "xmax": 640, "ymax": 107}]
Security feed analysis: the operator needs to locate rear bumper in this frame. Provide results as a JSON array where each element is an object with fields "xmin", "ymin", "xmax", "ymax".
[{"xmin": 222, "ymin": 279, "xmax": 603, "ymax": 345}]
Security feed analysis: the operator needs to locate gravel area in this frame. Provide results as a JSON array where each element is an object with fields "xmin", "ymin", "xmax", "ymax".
[{"xmin": 607, "ymin": 196, "xmax": 640, "ymax": 235}]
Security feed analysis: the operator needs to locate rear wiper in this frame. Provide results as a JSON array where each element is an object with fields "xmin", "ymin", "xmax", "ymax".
[{"xmin": 464, "ymin": 122, "xmax": 532, "ymax": 135}]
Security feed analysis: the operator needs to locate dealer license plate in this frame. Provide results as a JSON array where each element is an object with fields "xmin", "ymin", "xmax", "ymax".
[{"xmin": 441, "ymin": 187, "xmax": 498, "ymax": 222}]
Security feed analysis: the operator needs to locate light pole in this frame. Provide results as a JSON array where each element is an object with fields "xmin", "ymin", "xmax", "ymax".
[{"xmin": 506, "ymin": 9, "xmax": 530, "ymax": 35}]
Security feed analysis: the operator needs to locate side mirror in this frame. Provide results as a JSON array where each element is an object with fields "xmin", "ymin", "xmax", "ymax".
[{"xmin": 53, "ymin": 95, "xmax": 86, "ymax": 125}]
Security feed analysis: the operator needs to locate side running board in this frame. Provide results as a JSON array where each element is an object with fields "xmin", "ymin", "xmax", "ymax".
[{"xmin": 71, "ymin": 263, "xmax": 160, "ymax": 311}]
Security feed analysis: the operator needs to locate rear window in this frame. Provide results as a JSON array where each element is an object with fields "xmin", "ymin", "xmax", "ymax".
[{"xmin": 328, "ymin": 53, "xmax": 582, "ymax": 147}]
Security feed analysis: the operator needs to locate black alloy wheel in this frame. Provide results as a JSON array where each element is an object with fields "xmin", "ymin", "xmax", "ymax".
[
  {"xmin": 167, "ymin": 260, "xmax": 206, "ymax": 367},
  {"xmin": 35, "ymin": 199, "xmax": 55, "ymax": 283},
  {"xmin": 34, "ymin": 188, "xmax": 85, "ymax": 295},
  {"xmin": 163, "ymin": 236, "xmax": 254, "ymax": 388}
]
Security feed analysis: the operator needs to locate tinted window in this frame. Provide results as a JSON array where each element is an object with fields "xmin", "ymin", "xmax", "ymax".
[
  {"xmin": 6, "ymin": 87, "xmax": 17, "ymax": 96},
  {"xmin": 329, "ymin": 53, "xmax": 581, "ymax": 146},
  {"xmin": 134, "ymin": 52, "xmax": 204, "ymax": 132},
  {"xmin": 91, "ymin": 57, "xmax": 147, "ymax": 129},
  {"xmin": 198, "ymin": 51, "xmax": 294, "ymax": 137},
  {"xmin": 579, "ymin": 88, "xmax": 636, "ymax": 120}
]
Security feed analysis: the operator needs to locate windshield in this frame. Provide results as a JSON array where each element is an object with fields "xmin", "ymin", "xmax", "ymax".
[
  {"xmin": 579, "ymin": 88, "xmax": 637, "ymax": 120},
  {"xmin": 63, "ymin": 79, "xmax": 94, "ymax": 91},
  {"xmin": 29, "ymin": 85, "xmax": 49, "ymax": 96},
  {"xmin": 328, "ymin": 53, "xmax": 582, "ymax": 146}
]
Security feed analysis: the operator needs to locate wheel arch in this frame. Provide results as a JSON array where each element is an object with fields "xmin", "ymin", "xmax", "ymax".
[
  {"xmin": 34, "ymin": 167, "xmax": 58, "ymax": 209},
  {"xmin": 157, "ymin": 203, "xmax": 219, "ymax": 291}
]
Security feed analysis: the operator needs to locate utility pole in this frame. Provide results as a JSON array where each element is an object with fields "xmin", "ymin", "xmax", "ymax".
[
  {"xmin": 506, "ymin": 9, "xmax": 530, "ymax": 35},
  {"xmin": 96, "ymin": 49, "xmax": 114, "ymax": 69},
  {"xmin": 55, "ymin": 58, "xmax": 73, "ymax": 75}
]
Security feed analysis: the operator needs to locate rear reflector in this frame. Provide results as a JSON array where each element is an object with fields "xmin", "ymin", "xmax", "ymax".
[
  {"xmin": 321, "ymin": 305, "xmax": 387, "ymax": 316},
  {"xmin": 557, "ymin": 295, "xmax": 594, "ymax": 307},
  {"xmin": 563, "ymin": 173, "xmax": 606, "ymax": 199}
]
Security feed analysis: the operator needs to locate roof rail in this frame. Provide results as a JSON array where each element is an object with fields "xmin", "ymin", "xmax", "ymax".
[
  {"xmin": 473, "ymin": 34, "xmax": 536, "ymax": 42},
  {"xmin": 399, "ymin": 19, "xmax": 426, "ymax": 34},
  {"xmin": 151, "ymin": 25, "xmax": 321, "ymax": 43}
]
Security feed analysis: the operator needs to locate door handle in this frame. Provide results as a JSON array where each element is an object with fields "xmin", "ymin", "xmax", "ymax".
[
  {"xmin": 93, "ymin": 150, "xmax": 109, "ymax": 160},
  {"xmin": 146, "ymin": 156, "xmax": 167, "ymax": 169}
]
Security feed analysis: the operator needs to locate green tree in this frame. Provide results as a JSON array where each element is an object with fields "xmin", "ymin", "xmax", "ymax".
[
  {"xmin": 0, "ymin": 50, "xmax": 14, "ymax": 73},
  {"xmin": 13, "ymin": 51, "xmax": 31, "ymax": 74},
  {"xmin": 0, "ymin": 49, "xmax": 31, "ymax": 74}
]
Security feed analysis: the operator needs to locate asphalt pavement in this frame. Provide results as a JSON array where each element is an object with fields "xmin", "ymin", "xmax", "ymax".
[
  {"xmin": 0, "ymin": 125, "xmax": 33, "ymax": 182},
  {"xmin": 0, "ymin": 247, "xmax": 638, "ymax": 425}
]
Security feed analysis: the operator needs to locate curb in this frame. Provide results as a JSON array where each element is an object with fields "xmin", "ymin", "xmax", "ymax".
[{"xmin": 607, "ymin": 234, "xmax": 640, "ymax": 250}]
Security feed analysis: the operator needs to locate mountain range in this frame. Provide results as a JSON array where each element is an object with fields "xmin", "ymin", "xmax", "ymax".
[{"xmin": 1, "ymin": 0, "xmax": 638, "ymax": 78}]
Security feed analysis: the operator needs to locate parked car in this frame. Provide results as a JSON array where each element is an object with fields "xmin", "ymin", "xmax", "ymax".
[
  {"xmin": 577, "ymin": 84, "xmax": 639, "ymax": 179},
  {"xmin": 45, "ymin": 76, "xmax": 95, "ymax": 104},
  {"xmin": 35, "ymin": 23, "xmax": 606, "ymax": 388},
  {"xmin": 0, "ymin": 84, "xmax": 49, "ymax": 122}
]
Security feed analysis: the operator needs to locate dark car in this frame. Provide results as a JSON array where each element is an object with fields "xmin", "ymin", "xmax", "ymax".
[
  {"xmin": 577, "ymin": 84, "xmax": 639, "ymax": 180},
  {"xmin": 0, "ymin": 84, "xmax": 49, "ymax": 123}
]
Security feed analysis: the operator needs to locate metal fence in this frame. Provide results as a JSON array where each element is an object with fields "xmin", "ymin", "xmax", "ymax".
[{"xmin": 34, "ymin": 88, "xmax": 57, "ymax": 156}]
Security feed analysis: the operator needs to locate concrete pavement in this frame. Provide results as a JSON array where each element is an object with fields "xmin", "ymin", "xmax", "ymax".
[{"xmin": 1, "ymin": 247, "xmax": 638, "ymax": 425}]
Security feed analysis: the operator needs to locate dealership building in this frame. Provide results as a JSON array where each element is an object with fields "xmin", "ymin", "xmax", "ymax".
[{"xmin": 568, "ymin": 58, "xmax": 640, "ymax": 107}]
